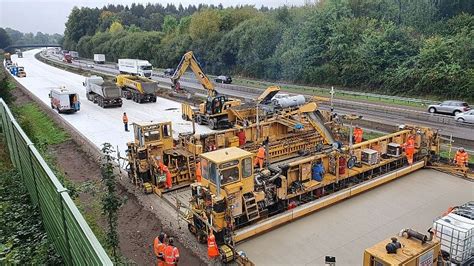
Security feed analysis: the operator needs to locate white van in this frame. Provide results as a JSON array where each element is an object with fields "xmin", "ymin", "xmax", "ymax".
[{"xmin": 49, "ymin": 86, "xmax": 80, "ymax": 113}]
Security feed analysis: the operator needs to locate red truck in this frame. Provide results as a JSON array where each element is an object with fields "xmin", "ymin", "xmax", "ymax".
[{"xmin": 63, "ymin": 53, "xmax": 72, "ymax": 63}]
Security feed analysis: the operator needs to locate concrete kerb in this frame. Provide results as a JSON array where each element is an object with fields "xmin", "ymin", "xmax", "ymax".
[{"xmin": 10, "ymin": 73, "xmax": 210, "ymax": 263}]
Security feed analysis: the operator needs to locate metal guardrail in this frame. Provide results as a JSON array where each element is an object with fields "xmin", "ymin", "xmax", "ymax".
[{"xmin": 0, "ymin": 98, "xmax": 112, "ymax": 265}]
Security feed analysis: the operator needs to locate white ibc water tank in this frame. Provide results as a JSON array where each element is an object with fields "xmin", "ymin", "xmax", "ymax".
[{"xmin": 273, "ymin": 95, "xmax": 305, "ymax": 108}]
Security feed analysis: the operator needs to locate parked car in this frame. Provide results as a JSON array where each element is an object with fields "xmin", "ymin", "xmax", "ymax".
[
  {"xmin": 455, "ymin": 110, "xmax": 474, "ymax": 123},
  {"xmin": 164, "ymin": 68, "xmax": 175, "ymax": 76},
  {"xmin": 427, "ymin": 100, "xmax": 470, "ymax": 115},
  {"xmin": 214, "ymin": 75, "xmax": 232, "ymax": 84}
]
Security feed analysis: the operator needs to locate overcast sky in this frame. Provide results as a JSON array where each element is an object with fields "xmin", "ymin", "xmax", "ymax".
[{"xmin": 0, "ymin": 0, "xmax": 307, "ymax": 34}]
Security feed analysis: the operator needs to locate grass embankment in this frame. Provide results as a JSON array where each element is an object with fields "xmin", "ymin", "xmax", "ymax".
[
  {"xmin": 0, "ymin": 70, "xmax": 109, "ymax": 255},
  {"xmin": 0, "ymin": 89, "xmax": 61, "ymax": 262},
  {"xmin": 11, "ymin": 103, "xmax": 108, "ymax": 246}
]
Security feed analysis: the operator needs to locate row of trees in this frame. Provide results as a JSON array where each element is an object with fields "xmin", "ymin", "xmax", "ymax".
[
  {"xmin": 0, "ymin": 28, "xmax": 62, "ymax": 49},
  {"xmin": 63, "ymin": 0, "xmax": 474, "ymax": 100}
]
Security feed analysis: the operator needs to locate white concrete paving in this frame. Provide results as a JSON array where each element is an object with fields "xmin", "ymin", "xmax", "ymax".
[
  {"xmin": 9, "ymin": 49, "xmax": 211, "ymax": 158},
  {"xmin": 237, "ymin": 170, "xmax": 473, "ymax": 265}
]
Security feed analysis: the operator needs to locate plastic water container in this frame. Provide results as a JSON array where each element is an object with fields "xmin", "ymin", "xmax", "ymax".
[{"xmin": 312, "ymin": 163, "xmax": 324, "ymax": 181}]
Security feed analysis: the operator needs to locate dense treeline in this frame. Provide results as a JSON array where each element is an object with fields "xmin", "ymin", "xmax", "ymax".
[
  {"xmin": 0, "ymin": 28, "xmax": 62, "ymax": 48},
  {"xmin": 63, "ymin": 0, "xmax": 474, "ymax": 100}
]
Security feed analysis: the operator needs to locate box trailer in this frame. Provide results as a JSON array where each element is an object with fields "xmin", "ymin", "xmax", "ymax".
[
  {"xmin": 94, "ymin": 54, "xmax": 105, "ymax": 64},
  {"xmin": 49, "ymin": 87, "xmax": 80, "ymax": 113},
  {"xmin": 118, "ymin": 59, "xmax": 152, "ymax": 77},
  {"xmin": 69, "ymin": 51, "xmax": 79, "ymax": 59}
]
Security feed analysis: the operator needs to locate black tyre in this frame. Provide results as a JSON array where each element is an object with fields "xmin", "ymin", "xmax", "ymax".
[
  {"xmin": 453, "ymin": 110, "xmax": 461, "ymax": 116},
  {"xmin": 196, "ymin": 115, "xmax": 203, "ymax": 125},
  {"xmin": 457, "ymin": 117, "xmax": 465, "ymax": 123},
  {"xmin": 209, "ymin": 118, "xmax": 217, "ymax": 130},
  {"xmin": 428, "ymin": 107, "xmax": 436, "ymax": 113}
]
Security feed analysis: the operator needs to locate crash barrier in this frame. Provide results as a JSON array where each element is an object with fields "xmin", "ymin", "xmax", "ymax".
[{"xmin": 0, "ymin": 98, "xmax": 112, "ymax": 265}]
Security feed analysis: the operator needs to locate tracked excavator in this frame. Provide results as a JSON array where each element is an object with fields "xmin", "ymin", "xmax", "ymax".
[{"xmin": 173, "ymin": 51, "xmax": 241, "ymax": 129}]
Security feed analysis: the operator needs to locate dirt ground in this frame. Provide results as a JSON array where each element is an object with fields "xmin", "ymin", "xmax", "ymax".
[{"xmin": 10, "ymin": 87, "xmax": 203, "ymax": 265}]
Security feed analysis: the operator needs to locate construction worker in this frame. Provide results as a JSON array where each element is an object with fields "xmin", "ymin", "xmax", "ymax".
[
  {"xmin": 207, "ymin": 230, "xmax": 219, "ymax": 261},
  {"xmin": 164, "ymin": 237, "xmax": 179, "ymax": 266},
  {"xmin": 122, "ymin": 112, "xmax": 129, "ymax": 132},
  {"xmin": 454, "ymin": 147, "xmax": 469, "ymax": 167},
  {"xmin": 195, "ymin": 159, "xmax": 202, "ymax": 183},
  {"xmin": 163, "ymin": 164, "xmax": 172, "ymax": 189},
  {"xmin": 354, "ymin": 127, "xmax": 363, "ymax": 144},
  {"xmin": 403, "ymin": 135, "xmax": 415, "ymax": 165},
  {"xmin": 254, "ymin": 145, "xmax": 265, "ymax": 169},
  {"xmin": 154, "ymin": 232, "xmax": 167, "ymax": 266}
]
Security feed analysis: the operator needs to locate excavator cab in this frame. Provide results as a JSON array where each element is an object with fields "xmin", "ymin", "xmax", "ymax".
[{"xmin": 205, "ymin": 95, "xmax": 227, "ymax": 115}]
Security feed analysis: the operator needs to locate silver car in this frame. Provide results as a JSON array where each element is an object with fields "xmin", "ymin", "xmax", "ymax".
[
  {"xmin": 455, "ymin": 110, "xmax": 474, "ymax": 123},
  {"xmin": 427, "ymin": 100, "xmax": 470, "ymax": 115}
]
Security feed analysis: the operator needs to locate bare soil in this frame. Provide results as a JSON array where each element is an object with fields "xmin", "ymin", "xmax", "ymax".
[{"xmin": 11, "ymin": 85, "xmax": 202, "ymax": 265}]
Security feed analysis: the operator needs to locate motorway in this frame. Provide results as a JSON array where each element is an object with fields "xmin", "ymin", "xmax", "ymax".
[
  {"xmin": 43, "ymin": 51, "xmax": 474, "ymax": 148},
  {"xmin": 9, "ymin": 49, "xmax": 474, "ymax": 265},
  {"xmin": 13, "ymin": 49, "xmax": 212, "ymax": 158}
]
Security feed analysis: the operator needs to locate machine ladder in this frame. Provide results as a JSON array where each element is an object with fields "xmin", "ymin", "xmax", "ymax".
[{"xmin": 243, "ymin": 193, "xmax": 260, "ymax": 222}]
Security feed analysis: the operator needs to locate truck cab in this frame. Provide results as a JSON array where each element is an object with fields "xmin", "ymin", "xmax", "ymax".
[
  {"xmin": 49, "ymin": 87, "xmax": 80, "ymax": 113},
  {"xmin": 16, "ymin": 66, "xmax": 26, "ymax": 77}
]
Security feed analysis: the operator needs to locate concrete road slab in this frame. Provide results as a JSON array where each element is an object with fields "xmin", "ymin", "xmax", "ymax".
[{"xmin": 237, "ymin": 170, "xmax": 473, "ymax": 266}]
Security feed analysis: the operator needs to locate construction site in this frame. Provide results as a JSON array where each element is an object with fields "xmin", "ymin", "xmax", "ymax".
[{"xmin": 0, "ymin": 46, "xmax": 471, "ymax": 265}]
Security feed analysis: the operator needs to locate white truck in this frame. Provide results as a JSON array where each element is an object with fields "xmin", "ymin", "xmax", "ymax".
[
  {"xmin": 49, "ymin": 86, "xmax": 80, "ymax": 113},
  {"xmin": 83, "ymin": 76, "xmax": 122, "ymax": 108},
  {"xmin": 69, "ymin": 51, "xmax": 79, "ymax": 59},
  {"xmin": 93, "ymin": 54, "xmax": 105, "ymax": 64},
  {"xmin": 118, "ymin": 59, "xmax": 152, "ymax": 78}
]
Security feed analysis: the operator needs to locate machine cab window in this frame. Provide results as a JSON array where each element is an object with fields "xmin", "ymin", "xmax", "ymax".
[{"xmin": 199, "ymin": 147, "xmax": 253, "ymax": 187}]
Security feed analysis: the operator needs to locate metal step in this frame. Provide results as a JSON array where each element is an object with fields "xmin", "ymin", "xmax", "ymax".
[{"xmin": 243, "ymin": 193, "xmax": 260, "ymax": 222}]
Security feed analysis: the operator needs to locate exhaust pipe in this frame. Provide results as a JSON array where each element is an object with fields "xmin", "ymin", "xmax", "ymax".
[{"xmin": 399, "ymin": 228, "xmax": 433, "ymax": 244}]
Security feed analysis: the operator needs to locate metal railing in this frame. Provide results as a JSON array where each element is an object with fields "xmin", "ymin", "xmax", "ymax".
[{"xmin": 0, "ymin": 98, "xmax": 112, "ymax": 265}]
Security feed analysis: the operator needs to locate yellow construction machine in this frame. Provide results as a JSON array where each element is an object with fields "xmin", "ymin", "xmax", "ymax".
[
  {"xmin": 116, "ymin": 74, "xmax": 158, "ymax": 103},
  {"xmin": 183, "ymin": 125, "xmax": 440, "ymax": 262},
  {"xmin": 172, "ymin": 51, "xmax": 241, "ymax": 129},
  {"xmin": 126, "ymin": 101, "xmax": 337, "ymax": 194},
  {"xmin": 363, "ymin": 228, "xmax": 443, "ymax": 266},
  {"xmin": 125, "ymin": 121, "xmax": 197, "ymax": 194}
]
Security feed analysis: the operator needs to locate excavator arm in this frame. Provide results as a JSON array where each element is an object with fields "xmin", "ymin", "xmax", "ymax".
[{"xmin": 171, "ymin": 51, "xmax": 216, "ymax": 97}]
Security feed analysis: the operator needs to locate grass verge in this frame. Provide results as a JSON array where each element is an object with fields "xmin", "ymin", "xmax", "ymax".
[{"xmin": 0, "ymin": 136, "xmax": 62, "ymax": 264}]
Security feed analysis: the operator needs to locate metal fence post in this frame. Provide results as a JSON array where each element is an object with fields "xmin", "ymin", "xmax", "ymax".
[
  {"xmin": 28, "ymin": 146, "xmax": 41, "ymax": 206},
  {"xmin": 59, "ymin": 191, "xmax": 73, "ymax": 264}
]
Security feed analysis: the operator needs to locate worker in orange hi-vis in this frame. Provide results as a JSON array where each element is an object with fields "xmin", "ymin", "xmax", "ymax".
[
  {"xmin": 403, "ymin": 135, "xmax": 415, "ymax": 165},
  {"xmin": 254, "ymin": 145, "xmax": 266, "ymax": 169},
  {"xmin": 122, "ymin": 112, "xmax": 129, "ymax": 132},
  {"xmin": 207, "ymin": 230, "xmax": 219, "ymax": 262},
  {"xmin": 354, "ymin": 127, "xmax": 363, "ymax": 144},
  {"xmin": 453, "ymin": 147, "xmax": 469, "ymax": 167},
  {"xmin": 157, "ymin": 160, "xmax": 172, "ymax": 189},
  {"xmin": 195, "ymin": 159, "xmax": 202, "ymax": 182},
  {"xmin": 153, "ymin": 232, "xmax": 167, "ymax": 266},
  {"xmin": 163, "ymin": 237, "xmax": 180, "ymax": 266},
  {"xmin": 162, "ymin": 165, "xmax": 172, "ymax": 189}
]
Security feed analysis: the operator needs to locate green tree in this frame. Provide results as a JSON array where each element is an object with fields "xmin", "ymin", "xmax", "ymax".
[
  {"xmin": 100, "ymin": 143, "xmax": 124, "ymax": 261},
  {"xmin": 0, "ymin": 27, "xmax": 12, "ymax": 49},
  {"xmin": 109, "ymin": 21, "xmax": 124, "ymax": 33},
  {"xmin": 162, "ymin": 15, "xmax": 178, "ymax": 33}
]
